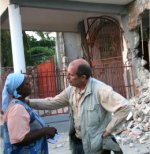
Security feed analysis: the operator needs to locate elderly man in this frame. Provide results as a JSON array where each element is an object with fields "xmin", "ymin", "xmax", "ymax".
[{"xmin": 29, "ymin": 59, "xmax": 131, "ymax": 154}]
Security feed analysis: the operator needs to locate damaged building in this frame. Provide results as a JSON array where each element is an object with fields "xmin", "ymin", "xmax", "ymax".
[{"xmin": 115, "ymin": 1, "xmax": 150, "ymax": 151}]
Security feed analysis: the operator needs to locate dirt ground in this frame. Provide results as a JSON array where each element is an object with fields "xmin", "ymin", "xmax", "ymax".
[{"xmin": 48, "ymin": 132, "xmax": 71, "ymax": 154}]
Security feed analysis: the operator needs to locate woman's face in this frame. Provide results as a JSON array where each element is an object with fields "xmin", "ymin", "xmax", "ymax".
[{"xmin": 17, "ymin": 76, "xmax": 31, "ymax": 98}]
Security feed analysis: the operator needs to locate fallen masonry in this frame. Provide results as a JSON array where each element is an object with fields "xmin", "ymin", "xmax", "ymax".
[{"xmin": 113, "ymin": 85, "xmax": 150, "ymax": 154}]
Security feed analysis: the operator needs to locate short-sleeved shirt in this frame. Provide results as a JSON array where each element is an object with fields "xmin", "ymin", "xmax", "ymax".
[{"xmin": 4, "ymin": 103, "xmax": 30, "ymax": 144}]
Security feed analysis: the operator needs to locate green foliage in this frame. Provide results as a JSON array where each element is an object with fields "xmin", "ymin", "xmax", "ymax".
[
  {"xmin": 1, "ymin": 30, "xmax": 13, "ymax": 67},
  {"xmin": 36, "ymin": 31, "xmax": 46, "ymax": 39},
  {"xmin": 23, "ymin": 31, "xmax": 30, "ymax": 66},
  {"xmin": 27, "ymin": 46, "xmax": 55, "ymax": 65},
  {"xmin": 25, "ymin": 32, "xmax": 55, "ymax": 65},
  {"xmin": 1, "ymin": 30, "xmax": 55, "ymax": 67},
  {"xmin": 27, "ymin": 37, "xmax": 55, "ymax": 48},
  {"xmin": 26, "ymin": 32, "xmax": 55, "ymax": 66}
]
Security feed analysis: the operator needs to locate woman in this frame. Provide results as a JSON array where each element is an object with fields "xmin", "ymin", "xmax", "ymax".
[{"xmin": 2, "ymin": 73, "xmax": 57, "ymax": 154}]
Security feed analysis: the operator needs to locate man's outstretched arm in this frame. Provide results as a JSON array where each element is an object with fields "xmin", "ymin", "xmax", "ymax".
[{"xmin": 28, "ymin": 88, "xmax": 70, "ymax": 110}]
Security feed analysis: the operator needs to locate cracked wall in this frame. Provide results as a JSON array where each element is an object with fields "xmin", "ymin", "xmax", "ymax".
[
  {"xmin": 116, "ymin": 0, "xmax": 150, "ymax": 146},
  {"xmin": 128, "ymin": 0, "xmax": 150, "ymax": 30},
  {"xmin": 122, "ymin": 0, "xmax": 150, "ymax": 97}
]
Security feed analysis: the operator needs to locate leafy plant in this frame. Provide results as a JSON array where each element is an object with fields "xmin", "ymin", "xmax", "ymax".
[
  {"xmin": 1, "ymin": 30, "xmax": 13, "ymax": 67},
  {"xmin": 1, "ymin": 31, "xmax": 56, "ymax": 67},
  {"xmin": 27, "ymin": 46, "xmax": 55, "ymax": 65}
]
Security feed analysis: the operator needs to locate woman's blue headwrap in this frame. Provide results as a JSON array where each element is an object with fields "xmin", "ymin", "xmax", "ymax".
[{"xmin": 2, "ymin": 73, "xmax": 25, "ymax": 112}]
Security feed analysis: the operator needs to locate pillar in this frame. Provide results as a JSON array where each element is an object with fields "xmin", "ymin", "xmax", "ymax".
[{"xmin": 8, "ymin": 4, "xmax": 26, "ymax": 73}]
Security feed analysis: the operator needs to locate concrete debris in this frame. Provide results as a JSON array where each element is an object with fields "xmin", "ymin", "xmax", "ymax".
[
  {"xmin": 115, "ymin": 72, "xmax": 150, "ymax": 147},
  {"xmin": 139, "ymin": 135, "xmax": 149, "ymax": 144}
]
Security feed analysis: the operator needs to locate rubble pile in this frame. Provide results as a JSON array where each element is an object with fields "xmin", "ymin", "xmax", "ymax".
[
  {"xmin": 115, "ymin": 84, "xmax": 150, "ymax": 147},
  {"xmin": 128, "ymin": 92, "xmax": 149, "ymax": 137},
  {"xmin": 118, "ymin": 62, "xmax": 150, "ymax": 146}
]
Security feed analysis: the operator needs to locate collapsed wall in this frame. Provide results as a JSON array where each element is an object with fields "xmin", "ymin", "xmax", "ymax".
[{"xmin": 117, "ymin": 0, "xmax": 150, "ymax": 146}]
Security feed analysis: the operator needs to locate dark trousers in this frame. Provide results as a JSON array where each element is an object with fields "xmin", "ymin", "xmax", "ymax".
[
  {"xmin": 102, "ymin": 136, "xmax": 123, "ymax": 154},
  {"xmin": 71, "ymin": 134, "xmax": 123, "ymax": 154},
  {"xmin": 71, "ymin": 134, "xmax": 85, "ymax": 154},
  {"xmin": 101, "ymin": 150, "xmax": 123, "ymax": 154},
  {"xmin": 74, "ymin": 141, "xmax": 85, "ymax": 154}
]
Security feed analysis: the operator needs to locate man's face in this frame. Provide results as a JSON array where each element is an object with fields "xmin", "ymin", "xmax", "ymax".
[{"xmin": 67, "ymin": 65, "xmax": 82, "ymax": 87}]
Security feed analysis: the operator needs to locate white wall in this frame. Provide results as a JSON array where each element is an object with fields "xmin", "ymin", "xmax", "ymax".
[
  {"xmin": 64, "ymin": 32, "xmax": 82, "ymax": 63},
  {"xmin": 0, "ymin": 0, "xmax": 9, "ymax": 16}
]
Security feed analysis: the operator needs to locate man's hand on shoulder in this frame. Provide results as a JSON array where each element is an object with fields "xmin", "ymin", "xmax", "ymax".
[{"xmin": 25, "ymin": 97, "xmax": 30, "ymax": 106}]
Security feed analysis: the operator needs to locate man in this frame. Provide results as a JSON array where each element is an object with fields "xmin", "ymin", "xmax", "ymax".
[{"xmin": 29, "ymin": 59, "xmax": 131, "ymax": 154}]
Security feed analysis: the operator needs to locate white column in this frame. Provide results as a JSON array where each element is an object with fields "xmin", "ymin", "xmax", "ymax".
[{"xmin": 8, "ymin": 4, "xmax": 26, "ymax": 73}]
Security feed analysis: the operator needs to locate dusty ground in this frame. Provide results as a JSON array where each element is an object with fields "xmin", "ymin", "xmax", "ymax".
[{"xmin": 48, "ymin": 132, "xmax": 71, "ymax": 154}]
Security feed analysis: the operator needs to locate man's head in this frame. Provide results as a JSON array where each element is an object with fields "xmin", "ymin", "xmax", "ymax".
[{"xmin": 67, "ymin": 59, "xmax": 92, "ymax": 88}]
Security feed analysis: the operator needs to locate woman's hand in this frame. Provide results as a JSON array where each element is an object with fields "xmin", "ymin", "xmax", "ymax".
[
  {"xmin": 44, "ymin": 127, "xmax": 57, "ymax": 139},
  {"xmin": 14, "ymin": 126, "xmax": 57, "ymax": 146}
]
